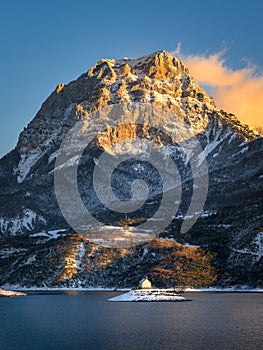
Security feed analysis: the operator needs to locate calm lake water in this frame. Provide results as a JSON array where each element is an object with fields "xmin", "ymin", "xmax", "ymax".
[{"xmin": 0, "ymin": 292, "xmax": 262, "ymax": 350}]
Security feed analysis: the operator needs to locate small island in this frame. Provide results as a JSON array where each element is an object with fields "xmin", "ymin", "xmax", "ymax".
[
  {"xmin": 0, "ymin": 288, "xmax": 27, "ymax": 297},
  {"xmin": 109, "ymin": 289, "xmax": 188, "ymax": 302},
  {"xmin": 109, "ymin": 276, "xmax": 188, "ymax": 302}
]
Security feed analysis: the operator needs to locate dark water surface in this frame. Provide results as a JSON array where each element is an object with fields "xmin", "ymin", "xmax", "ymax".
[{"xmin": 0, "ymin": 292, "xmax": 262, "ymax": 350}]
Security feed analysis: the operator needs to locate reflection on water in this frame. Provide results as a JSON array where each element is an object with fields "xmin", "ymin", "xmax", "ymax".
[{"xmin": 0, "ymin": 292, "xmax": 262, "ymax": 350}]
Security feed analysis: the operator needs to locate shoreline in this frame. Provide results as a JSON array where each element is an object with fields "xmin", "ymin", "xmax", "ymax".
[{"xmin": 1, "ymin": 285, "xmax": 263, "ymax": 293}]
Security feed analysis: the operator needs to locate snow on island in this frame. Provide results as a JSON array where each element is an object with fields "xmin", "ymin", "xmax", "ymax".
[
  {"xmin": 108, "ymin": 289, "xmax": 188, "ymax": 302},
  {"xmin": 0, "ymin": 288, "xmax": 27, "ymax": 297}
]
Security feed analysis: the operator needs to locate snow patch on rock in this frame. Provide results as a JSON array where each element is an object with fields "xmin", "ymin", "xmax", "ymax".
[
  {"xmin": 14, "ymin": 153, "xmax": 42, "ymax": 183},
  {"xmin": 76, "ymin": 242, "xmax": 86, "ymax": 270},
  {"xmin": 0, "ymin": 209, "xmax": 46, "ymax": 236}
]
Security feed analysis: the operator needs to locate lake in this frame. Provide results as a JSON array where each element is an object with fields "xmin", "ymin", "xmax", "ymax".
[{"xmin": 0, "ymin": 292, "xmax": 262, "ymax": 349}]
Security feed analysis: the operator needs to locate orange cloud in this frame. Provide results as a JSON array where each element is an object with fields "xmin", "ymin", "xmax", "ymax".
[{"xmin": 172, "ymin": 46, "xmax": 263, "ymax": 131}]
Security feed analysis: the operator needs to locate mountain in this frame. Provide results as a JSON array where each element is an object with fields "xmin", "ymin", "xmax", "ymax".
[{"xmin": 0, "ymin": 51, "xmax": 262, "ymax": 288}]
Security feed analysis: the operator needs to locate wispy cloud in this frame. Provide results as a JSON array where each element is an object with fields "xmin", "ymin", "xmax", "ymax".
[{"xmin": 172, "ymin": 45, "xmax": 263, "ymax": 131}]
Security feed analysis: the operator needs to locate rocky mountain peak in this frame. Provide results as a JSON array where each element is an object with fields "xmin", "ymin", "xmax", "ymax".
[
  {"xmin": 15, "ymin": 51, "xmax": 257, "ymax": 157},
  {"xmin": 133, "ymin": 50, "xmax": 187, "ymax": 79},
  {"xmin": 8, "ymin": 50, "xmax": 257, "ymax": 186},
  {"xmin": 0, "ymin": 51, "xmax": 262, "ymax": 288},
  {"xmin": 85, "ymin": 50, "xmax": 212, "ymax": 107}
]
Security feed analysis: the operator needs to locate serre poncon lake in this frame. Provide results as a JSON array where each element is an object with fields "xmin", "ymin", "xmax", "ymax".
[{"xmin": 0, "ymin": 292, "xmax": 262, "ymax": 350}]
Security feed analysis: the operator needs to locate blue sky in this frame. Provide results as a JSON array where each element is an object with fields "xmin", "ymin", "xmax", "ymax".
[{"xmin": 1, "ymin": 0, "xmax": 263, "ymax": 157}]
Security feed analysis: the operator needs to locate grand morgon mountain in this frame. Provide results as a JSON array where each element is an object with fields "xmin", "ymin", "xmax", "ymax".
[{"xmin": 0, "ymin": 51, "xmax": 262, "ymax": 288}]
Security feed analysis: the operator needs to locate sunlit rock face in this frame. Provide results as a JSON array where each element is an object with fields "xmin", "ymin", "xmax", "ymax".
[{"xmin": 0, "ymin": 51, "xmax": 262, "ymax": 287}]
